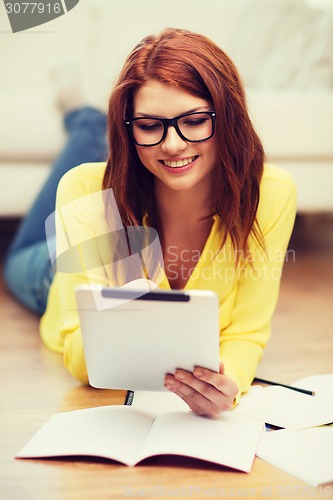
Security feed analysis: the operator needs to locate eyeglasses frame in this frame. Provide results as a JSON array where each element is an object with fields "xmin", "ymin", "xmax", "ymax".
[{"xmin": 124, "ymin": 111, "xmax": 216, "ymax": 147}]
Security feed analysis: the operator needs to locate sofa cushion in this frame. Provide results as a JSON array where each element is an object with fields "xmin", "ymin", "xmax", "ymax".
[
  {"xmin": 0, "ymin": 162, "xmax": 51, "ymax": 216},
  {"xmin": 0, "ymin": 95, "xmax": 65, "ymax": 161},
  {"xmin": 247, "ymin": 91, "xmax": 333, "ymax": 159}
]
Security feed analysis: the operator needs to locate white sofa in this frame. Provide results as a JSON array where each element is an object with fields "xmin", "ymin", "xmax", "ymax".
[{"xmin": 1, "ymin": 0, "xmax": 333, "ymax": 217}]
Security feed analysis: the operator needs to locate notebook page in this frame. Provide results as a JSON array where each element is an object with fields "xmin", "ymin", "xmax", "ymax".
[
  {"xmin": 137, "ymin": 411, "xmax": 264, "ymax": 473},
  {"xmin": 233, "ymin": 385, "xmax": 333, "ymax": 430},
  {"xmin": 131, "ymin": 390, "xmax": 189, "ymax": 415},
  {"xmin": 257, "ymin": 425, "xmax": 333, "ymax": 487},
  {"xmin": 292, "ymin": 374, "xmax": 333, "ymax": 399},
  {"xmin": 16, "ymin": 406, "xmax": 155, "ymax": 466}
]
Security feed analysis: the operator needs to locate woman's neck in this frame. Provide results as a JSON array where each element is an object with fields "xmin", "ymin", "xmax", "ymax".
[{"xmin": 154, "ymin": 178, "xmax": 215, "ymax": 228}]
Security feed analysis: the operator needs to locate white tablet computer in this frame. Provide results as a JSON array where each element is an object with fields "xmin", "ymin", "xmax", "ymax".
[{"xmin": 75, "ymin": 283, "xmax": 220, "ymax": 391}]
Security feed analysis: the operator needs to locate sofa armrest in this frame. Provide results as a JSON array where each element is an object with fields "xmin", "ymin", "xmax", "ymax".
[{"xmin": 0, "ymin": 94, "xmax": 66, "ymax": 161}]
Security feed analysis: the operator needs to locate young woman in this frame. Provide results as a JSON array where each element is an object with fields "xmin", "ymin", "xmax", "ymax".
[{"xmin": 4, "ymin": 28, "xmax": 296, "ymax": 418}]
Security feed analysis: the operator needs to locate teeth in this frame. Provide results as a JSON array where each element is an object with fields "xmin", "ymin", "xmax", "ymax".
[{"xmin": 163, "ymin": 156, "xmax": 196, "ymax": 168}]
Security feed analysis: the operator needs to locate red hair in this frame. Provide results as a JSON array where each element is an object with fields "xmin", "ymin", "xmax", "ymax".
[{"xmin": 103, "ymin": 28, "xmax": 265, "ymax": 258}]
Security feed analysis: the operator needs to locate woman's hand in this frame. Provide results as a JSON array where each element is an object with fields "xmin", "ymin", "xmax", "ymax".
[{"xmin": 164, "ymin": 362, "xmax": 238, "ymax": 418}]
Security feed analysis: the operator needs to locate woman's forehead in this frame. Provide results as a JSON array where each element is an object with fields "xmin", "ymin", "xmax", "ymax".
[{"xmin": 133, "ymin": 79, "xmax": 211, "ymax": 117}]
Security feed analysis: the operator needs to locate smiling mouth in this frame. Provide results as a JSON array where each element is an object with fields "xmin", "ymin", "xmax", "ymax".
[{"xmin": 160, "ymin": 156, "xmax": 198, "ymax": 168}]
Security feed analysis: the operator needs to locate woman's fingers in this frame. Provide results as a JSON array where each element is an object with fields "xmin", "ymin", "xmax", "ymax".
[
  {"xmin": 193, "ymin": 365, "xmax": 238, "ymax": 401},
  {"xmin": 164, "ymin": 364, "xmax": 239, "ymax": 418},
  {"xmin": 164, "ymin": 372, "xmax": 217, "ymax": 416}
]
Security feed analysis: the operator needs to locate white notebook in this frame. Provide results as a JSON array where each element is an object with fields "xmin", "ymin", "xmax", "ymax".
[
  {"xmin": 16, "ymin": 405, "xmax": 264, "ymax": 473},
  {"xmin": 254, "ymin": 374, "xmax": 333, "ymax": 487},
  {"xmin": 233, "ymin": 384, "xmax": 333, "ymax": 430},
  {"xmin": 257, "ymin": 425, "xmax": 333, "ymax": 487}
]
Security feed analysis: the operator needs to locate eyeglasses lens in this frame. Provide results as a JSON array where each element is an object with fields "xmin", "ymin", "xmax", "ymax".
[{"xmin": 131, "ymin": 112, "xmax": 214, "ymax": 146}]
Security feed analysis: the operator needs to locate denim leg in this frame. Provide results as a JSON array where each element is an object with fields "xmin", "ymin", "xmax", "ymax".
[
  {"xmin": 4, "ymin": 106, "xmax": 108, "ymax": 314},
  {"xmin": 4, "ymin": 237, "xmax": 56, "ymax": 316}
]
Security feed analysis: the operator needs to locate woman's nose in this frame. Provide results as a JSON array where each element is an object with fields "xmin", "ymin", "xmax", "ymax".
[{"xmin": 160, "ymin": 126, "xmax": 187, "ymax": 154}]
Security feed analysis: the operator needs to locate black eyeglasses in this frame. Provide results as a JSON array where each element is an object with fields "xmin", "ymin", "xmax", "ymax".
[{"xmin": 125, "ymin": 111, "xmax": 216, "ymax": 147}]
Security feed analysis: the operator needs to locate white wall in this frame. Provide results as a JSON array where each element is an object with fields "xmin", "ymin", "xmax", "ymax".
[
  {"xmin": 0, "ymin": 0, "xmax": 237, "ymax": 105},
  {"xmin": 1, "ymin": 0, "xmax": 332, "ymax": 107}
]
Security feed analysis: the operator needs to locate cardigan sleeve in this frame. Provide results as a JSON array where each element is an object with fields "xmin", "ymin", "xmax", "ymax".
[
  {"xmin": 219, "ymin": 170, "xmax": 297, "ymax": 403},
  {"xmin": 40, "ymin": 163, "xmax": 110, "ymax": 383}
]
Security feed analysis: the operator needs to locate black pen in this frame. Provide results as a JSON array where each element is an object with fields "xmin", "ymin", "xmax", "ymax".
[{"xmin": 253, "ymin": 377, "xmax": 315, "ymax": 396}]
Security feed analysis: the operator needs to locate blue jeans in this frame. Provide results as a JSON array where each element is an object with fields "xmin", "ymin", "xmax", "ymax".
[{"xmin": 4, "ymin": 107, "xmax": 108, "ymax": 315}]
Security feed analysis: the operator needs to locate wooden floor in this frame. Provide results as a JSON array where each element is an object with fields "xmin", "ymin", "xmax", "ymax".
[
  {"xmin": 255, "ymin": 213, "xmax": 333, "ymax": 382},
  {"xmin": 0, "ymin": 213, "xmax": 332, "ymax": 499}
]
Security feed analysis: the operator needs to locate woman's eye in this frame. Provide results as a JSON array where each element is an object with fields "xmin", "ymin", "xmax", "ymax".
[
  {"xmin": 183, "ymin": 118, "xmax": 207, "ymax": 127},
  {"xmin": 136, "ymin": 122, "xmax": 162, "ymax": 132}
]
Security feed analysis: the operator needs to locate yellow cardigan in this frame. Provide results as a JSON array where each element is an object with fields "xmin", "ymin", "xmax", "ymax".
[{"xmin": 40, "ymin": 162, "xmax": 296, "ymax": 400}]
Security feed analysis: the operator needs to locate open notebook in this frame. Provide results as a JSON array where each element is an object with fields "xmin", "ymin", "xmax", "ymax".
[
  {"xmin": 16, "ymin": 405, "xmax": 264, "ymax": 472},
  {"xmin": 127, "ymin": 377, "xmax": 333, "ymax": 487}
]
